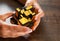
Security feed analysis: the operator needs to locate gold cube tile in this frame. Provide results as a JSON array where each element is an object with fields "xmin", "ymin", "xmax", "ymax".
[
  {"xmin": 26, "ymin": 6, "xmax": 33, "ymax": 10},
  {"xmin": 24, "ymin": 11, "xmax": 30, "ymax": 16},
  {"xmin": 19, "ymin": 17, "xmax": 29, "ymax": 24},
  {"xmin": 21, "ymin": 9, "xmax": 25, "ymax": 14},
  {"xmin": 16, "ymin": 8, "xmax": 20, "ymax": 12}
]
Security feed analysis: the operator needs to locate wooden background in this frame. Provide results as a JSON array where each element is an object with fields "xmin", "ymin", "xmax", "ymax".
[{"xmin": 0, "ymin": 0, "xmax": 60, "ymax": 41}]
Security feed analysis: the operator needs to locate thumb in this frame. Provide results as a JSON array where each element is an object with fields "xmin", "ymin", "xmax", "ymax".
[{"xmin": 2, "ymin": 11, "xmax": 15, "ymax": 20}]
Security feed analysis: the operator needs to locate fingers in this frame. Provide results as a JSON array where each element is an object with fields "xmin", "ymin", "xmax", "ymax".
[
  {"xmin": 12, "ymin": 25, "xmax": 32, "ymax": 34},
  {"xmin": 1, "ymin": 26, "xmax": 32, "ymax": 38},
  {"xmin": 10, "ymin": 26, "xmax": 32, "ymax": 38},
  {"xmin": 33, "ymin": 2, "xmax": 44, "ymax": 20},
  {"xmin": 21, "ymin": 26, "xmax": 32, "ymax": 33},
  {"xmin": 31, "ymin": 3, "xmax": 44, "ymax": 31},
  {"xmin": 31, "ymin": 16, "xmax": 40, "ymax": 31},
  {"xmin": 32, "ymin": 11, "xmax": 44, "ymax": 31},
  {"xmin": 0, "ymin": 20, "xmax": 32, "ymax": 38},
  {"xmin": 25, "ymin": 0, "xmax": 33, "ymax": 6},
  {"xmin": 35, "ymin": 11, "xmax": 44, "ymax": 20},
  {"xmin": 34, "ymin": 2, "xmax": 40, "ymax": 10}
]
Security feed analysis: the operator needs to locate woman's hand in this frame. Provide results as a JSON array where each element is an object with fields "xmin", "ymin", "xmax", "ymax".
[
  {"xmin": 25, "ymin": 0, "xmax": 44, "ymax": 31},
  {"xmin": 0, "ymin": 12, "xmax": 32, "ymax": 38}
]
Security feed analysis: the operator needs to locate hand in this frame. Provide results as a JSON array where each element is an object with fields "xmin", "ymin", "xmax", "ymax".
[
  {"xmin": 25, "ymin": 0, "xmax": 44, "ymax": 31},
  {"xmin": 0, "ymin": 12, "xmax": 32, "ymax": 38}
]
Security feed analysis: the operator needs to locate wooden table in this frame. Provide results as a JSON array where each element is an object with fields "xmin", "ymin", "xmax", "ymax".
[{"xmin": 0, "ymin": 0, "xmax": 60, "ymax": 41}]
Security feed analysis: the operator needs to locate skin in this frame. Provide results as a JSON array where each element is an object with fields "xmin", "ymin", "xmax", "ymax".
[
  {"xmin": 0, "ymin": 12, "xmax": 32, "ymax": 38},
  {"xmin": 25, "ymin": 0, "xmax": 44, "ymax": 31},
  {"xmin": 0, "ymin": 0, "xmax": 44, "ymax": 38}
]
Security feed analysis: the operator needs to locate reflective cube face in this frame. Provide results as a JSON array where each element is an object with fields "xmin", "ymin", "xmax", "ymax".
[{"xmin": 11, "ymin": 6, "xmax": 36, "ymax": 27}]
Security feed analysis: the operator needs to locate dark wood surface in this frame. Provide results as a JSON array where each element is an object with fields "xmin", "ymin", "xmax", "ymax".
[{"xmin": 0, "ymin": 0, "xmax": 60, "ymax": 41}]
